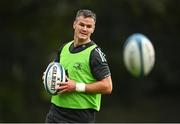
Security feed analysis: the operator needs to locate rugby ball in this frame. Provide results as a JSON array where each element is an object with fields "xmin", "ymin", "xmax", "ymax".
[
  {"xmin": 123, "ymin": 33, "xmax": 155, "ymax": 77},
  {"xmin": 43, "ymin": 62, "xmax": 66, "ymax": 95}
]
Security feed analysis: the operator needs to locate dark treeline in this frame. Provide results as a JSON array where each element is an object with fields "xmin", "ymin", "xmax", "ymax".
[{"xmin": 0, "ymin": 0, "xmax": 180, "ymax": 122}]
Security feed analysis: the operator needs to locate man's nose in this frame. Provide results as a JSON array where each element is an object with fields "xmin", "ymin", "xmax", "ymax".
[{"xmin": 82, "ymin": 26, "xmax": 87, "ymax": 31}]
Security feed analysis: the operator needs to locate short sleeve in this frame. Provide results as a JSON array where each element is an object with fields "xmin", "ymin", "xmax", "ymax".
[
  {"xmin": 90, "ymin": 47, "xmax": 111, "ymax": 80},
  {"xmin": 54, "ymin": 43, "xmax": 67, "ymax": 62}
]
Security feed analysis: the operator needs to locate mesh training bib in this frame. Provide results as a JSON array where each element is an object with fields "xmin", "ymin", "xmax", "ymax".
[{"xmin": 51, "ymin": 41, "xmax": 101, "ymax": 111}]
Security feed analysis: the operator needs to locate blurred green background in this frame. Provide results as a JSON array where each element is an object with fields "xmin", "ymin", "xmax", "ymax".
[{"xmin": 0, "ymin": 0, "xmax": 180, "ymax": 122}]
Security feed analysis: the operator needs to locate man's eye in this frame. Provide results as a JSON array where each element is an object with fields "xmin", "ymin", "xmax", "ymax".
[
  {"xmin": 87, "ymin": 25, "xmax": 92, "ymax": 28},
  {"xmin": 80, "ymin": 23, "xmax": 85, "ymax": 27}
]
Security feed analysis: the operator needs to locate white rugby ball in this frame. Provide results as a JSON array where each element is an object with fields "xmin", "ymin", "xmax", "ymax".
[
  {"xmin": 43, "ymin": 62, "xmax": 66, "ymax": 95},
  {"xmin": 123, "ymin": 33, "xmax": 155, "ymax": 77}
]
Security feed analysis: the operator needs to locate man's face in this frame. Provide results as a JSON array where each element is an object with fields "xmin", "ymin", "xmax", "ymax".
[{"xmin": 73, "ymin": 16, "xmax": 95, "ymax": 42}]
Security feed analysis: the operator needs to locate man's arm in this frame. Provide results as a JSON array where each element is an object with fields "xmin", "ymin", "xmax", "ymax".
[
  {"xmin": 56, "ymin": 76, "xmax": 112, "ymax": 94},
  {"xmin": 56, "ymin": 46, "xmax": 113, "ymax": 94},
  {"xmin": 85, "ymin": 76, "xmax": 112, "ymax": 94}
]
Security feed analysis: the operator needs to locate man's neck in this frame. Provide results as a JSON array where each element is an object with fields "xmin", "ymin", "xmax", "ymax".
[{"xmin": 73, "ymin": 39, "xmax": 91, "ymax": 47}]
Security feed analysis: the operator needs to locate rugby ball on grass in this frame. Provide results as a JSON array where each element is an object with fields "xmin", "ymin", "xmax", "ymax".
[
  {"xmin": 43, "ymin": 62, "xmax": 66, "ymax": 95},
  {"xmin": 123, "ymin": 33, "xmax": 155, "ymax": 77}
]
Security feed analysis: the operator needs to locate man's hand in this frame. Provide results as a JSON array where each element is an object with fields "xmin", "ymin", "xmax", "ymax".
[
  {"xmin": 56, "ymin": 77, "xmax": 76, "ymax": 94},
  {"xmin": 42, "ymin": 72, "xmax": 45, "ymax": 80}
]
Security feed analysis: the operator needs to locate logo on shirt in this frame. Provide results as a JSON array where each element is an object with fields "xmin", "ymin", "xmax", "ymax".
[
  {"xmin": 95, "ymin": 48, "xmax": 107, "ymax": 62},
  {"xmin": 73, "ymin": 62, "xmax": 82, "ymax": 70}
]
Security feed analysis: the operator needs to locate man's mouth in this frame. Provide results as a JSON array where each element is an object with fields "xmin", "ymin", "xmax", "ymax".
[
  {"xmin": 80, "ymin": 32, "xmax": 87, "ymax": 35},
  {"xmin": 80, "ymin": 33, "xmax": 87, "ymax": 37}
]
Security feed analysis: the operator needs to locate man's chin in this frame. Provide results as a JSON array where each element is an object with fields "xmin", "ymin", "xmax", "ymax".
[{"xmin": 78, "ymin": 37, "xmax": 88, "ymax": 42}]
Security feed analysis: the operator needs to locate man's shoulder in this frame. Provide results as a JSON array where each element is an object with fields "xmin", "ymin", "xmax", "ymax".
[
  {"xmin": 91, "ymin": 46, "xmax": 105, "ymax": 55},
  {"xmin": 58, "ymin": 41, "xmax": 72, "ymax": 51},
  {"xmin": 91, "ymin": 46, "xmax": 107, "ymax": 63}
]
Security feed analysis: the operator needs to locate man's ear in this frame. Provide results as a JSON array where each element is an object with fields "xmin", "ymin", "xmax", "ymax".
[
  {"xmin": 92, "ymin": 25, "xmax": 95, "ymax": 33},
  {"xmin": 73, "ymin": 21, "xmax": 76, "ymax": 29}
]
